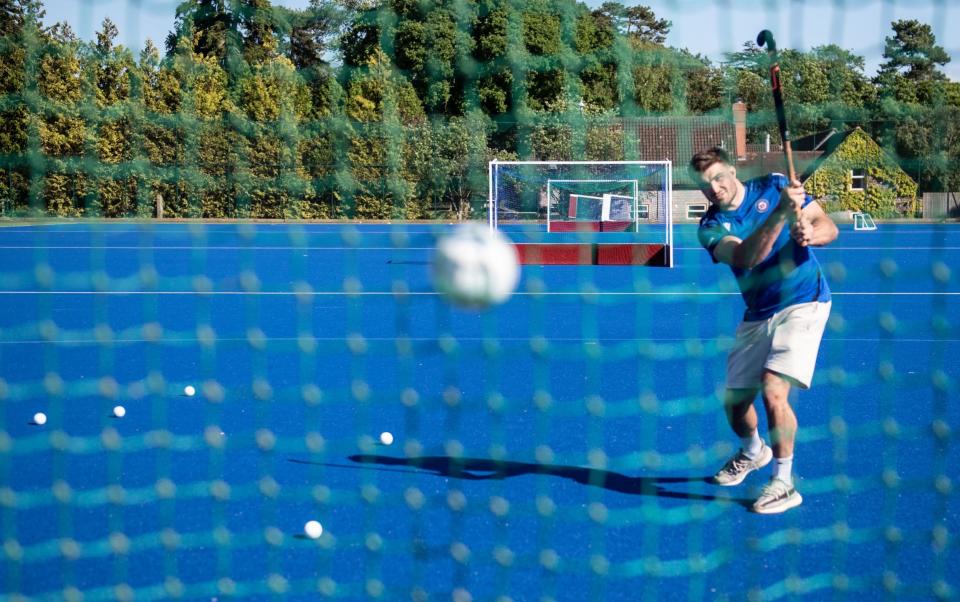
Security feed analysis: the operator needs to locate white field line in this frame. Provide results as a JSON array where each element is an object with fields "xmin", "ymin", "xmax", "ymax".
[
  {"xmin": 0, "ymin": 291, "xmax": 956, "ymax": 296},
  {"xmin": 0, "ymin": 336, "xmax": 957, "ymax": 345},
  {"xmin": 1, "ymin": 245, "xmax": 960, "ymax": 251}
]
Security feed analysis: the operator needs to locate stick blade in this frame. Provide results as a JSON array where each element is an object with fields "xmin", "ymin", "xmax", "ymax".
[{"xmin": 756, "ymin": 29, "xmax": 776, "ymax": 50}]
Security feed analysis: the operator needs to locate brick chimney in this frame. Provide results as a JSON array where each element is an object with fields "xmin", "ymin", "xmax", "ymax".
[{"xmin": 732, "ymin": 100, "xmax": 747, "ymax": 160}]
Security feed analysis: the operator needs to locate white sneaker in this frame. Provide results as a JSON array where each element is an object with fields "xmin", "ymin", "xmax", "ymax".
[
  {"xmin": 752, "ymin": 478, "xmax": 803, "ymax": 514},
  {"xmin": 713, "ymin": 444, "xmax": 773, "ymax": 486}
]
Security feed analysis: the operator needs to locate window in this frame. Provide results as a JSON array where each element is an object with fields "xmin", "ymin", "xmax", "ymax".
[
  {"xmin": 637, "ymin": 204, "xmax": 649, "ymax": 220},
  {"xmin": 850, "ymin": 168, "xmax": 866, "ymax": 191},
  {"xmin": 687, "ymin": 203, "xmax": 707, "ymax": 220}
]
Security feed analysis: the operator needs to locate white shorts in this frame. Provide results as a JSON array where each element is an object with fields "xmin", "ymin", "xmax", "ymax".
[{"xmin": 726, "ymin": 301, "xmax": 831, "ymax": 390}]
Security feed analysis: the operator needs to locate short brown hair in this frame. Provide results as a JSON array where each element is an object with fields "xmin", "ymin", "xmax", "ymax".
[{"xmin": 689, "ymin": 147, "xmax": 731, "ymax": 174}]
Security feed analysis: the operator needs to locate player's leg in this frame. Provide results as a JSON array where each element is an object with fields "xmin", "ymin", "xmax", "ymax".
[
  {"xmin": 759, "ymin": 300, "xmax": 831, "ymax": 484},
  {"xmin": 752, "ymin": 374, "xmax": 803, "ymax": 512},
  {"xmin": 714, "ymin": 386, "xmax": 773, "ymax": 486},
  {"xmin": 761, "ymin": 370, "xmax": 798, "ymax": 461},
  {"xmin": 724, "ymin": 387, "xmax": 759, "ymax": 438},
  {"xmin": 759, "ymin": 370, "xmax": 801, "ymax": 514},
  {"xmin": 714, "ymin": 318, "xmax": 775, "ymax": 486},
  {"xmin": 750, "ymin": 301, "xmax": 831, "ymax": 514}
]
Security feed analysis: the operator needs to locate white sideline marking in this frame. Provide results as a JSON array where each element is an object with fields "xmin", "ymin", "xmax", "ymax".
[
  {"xmin": 1, "ymin": 245, "xmax": 960, "ymax": 251},
  {"xmin": 673, "ymin": 247, "xmax": 960, "ymax": 251},
  {"xmin": 0, "ymin": 291, "xmax": 956, "ymax": 296},
  {"xmin": 0, "ymin": 336, "xmax": 956, "ymax": 345},
  {"xmin": 0, "ymin": 245, "xmax": 437, "ymax": 251}
]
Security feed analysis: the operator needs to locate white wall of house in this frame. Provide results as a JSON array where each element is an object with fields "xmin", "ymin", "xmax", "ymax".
[{"xmin": 673, "ymin": 190, "xmax": 710, "ymax": 223}]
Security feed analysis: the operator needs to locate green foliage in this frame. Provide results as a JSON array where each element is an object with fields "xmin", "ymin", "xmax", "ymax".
[
  {"xmin": 0, "ymin": 2, "xmax": 956, "ymax": 222},
  {"xmin": 0, "ymin": 0, "xmax": 45, "ymax": 37},
  {"xmin": 592, "ymin": 2, "xmax": 670, "ymax": 47},
  {"xmin": 0, "ymin": 17, "xmax": 30, "ymax": 211},
  {"xmin": 806, "ymin": 128, "xmax": 918, "ymax": 217},
  {"xmin": 875, "ymin": 20, "xmax": 950, "ymax": 105},
  {"xmin": 522, "ymin": 10, "xmax": 560, "ymax": 56},
  {"xmin": 406, "ymin": 113, "xmax": 492, "ymax": 218},
  {"xmin": 472, "ymin": 2, "xmax": 506, "ymax": 61},
  {"xmin": 236, "ymin": 0, "xmax": 279, "ymax": 64},
  {"xmin": 166, "ymin": 0, "xmax": 236, "ymax": 60},
  {"xmin": 345, "ymin": 48, "xmax": 424, "ymax": 123},
  {"xmin": 285, "ymin": 0, "xmax": 346, "ymax": 70},
  {"xmin": 238, "ymin": 55, "xmax": 309, "ymax": 121},
  {"xmin": 393, "ymin": 8, "xmax": 461, "ymax": 112},
  {"xmin": 632, "ymin": 60, "xmax": 672, "ymax": 113},
  {"xmin": 575, "ymin": 10, "xmax": 612, "ymax": 53},
  {"xmin": 585, "ymin": 115, "xmax": 625, "ymax": 160}
]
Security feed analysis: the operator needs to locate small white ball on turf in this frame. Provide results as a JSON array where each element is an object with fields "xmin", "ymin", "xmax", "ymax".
[
  {"xmin": 184, "ymin": 385, "xmax": 196, "ymax": 397},
  {"xmin": 432, "ymin": 223, "xmax": 520, "ymax": 309},
  {"xmin": 112, "ymin": 405, "xmax": 126, "ymax": 418},
  {"xmin": 304, "ymin": 520, "xmax": 323, "ymax": 539},
  {"xmin": 33, "ymin": 412, "xmax": 47, "ymax": 426},
  {"xmin": 379, "ymin": 431, "xmax": 394, "ymax": 446}
]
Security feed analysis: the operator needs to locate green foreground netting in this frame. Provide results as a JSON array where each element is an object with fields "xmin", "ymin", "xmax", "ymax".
[{"xmin": 0, "ymin": 0, "xmax": 957, "ymax": 600}]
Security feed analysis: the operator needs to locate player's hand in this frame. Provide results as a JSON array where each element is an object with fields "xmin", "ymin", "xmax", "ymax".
[
  {"xmin": 778, "ymin": 179, "xmax": 805, "ymax": 219},
  {"xmin": 791, "ymin": 215, "xmax": 814, "ymax": 247}
]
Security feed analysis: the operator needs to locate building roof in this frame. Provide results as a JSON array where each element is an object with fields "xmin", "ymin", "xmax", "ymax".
[
  {"xmin": 734, "ymin": 151, "xmax": 825, "ymax": 183},
  {"xmin": 621, "ymin": 119, "xmax": 906, "ymax": 190},
  {"xmin": 791, "ymin": 128, "xmax": 842, "ymax": 152},
  {"xmin": 623, "ymin": 116, "xmax": 735, "ymax": 187}
]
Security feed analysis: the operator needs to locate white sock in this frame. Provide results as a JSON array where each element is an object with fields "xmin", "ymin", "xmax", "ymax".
[
  {"xmin": 773, "ymin": 456, "xmax": 794, "ymax": 485},
  {"xmin": 740, "ymin": 430, "xmax": 764, "ymax": 459}
]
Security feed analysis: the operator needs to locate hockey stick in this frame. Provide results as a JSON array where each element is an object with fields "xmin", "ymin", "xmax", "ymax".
[{"xmin": 757, "ymin": 29, "xmax": 800, "ymax": 219}]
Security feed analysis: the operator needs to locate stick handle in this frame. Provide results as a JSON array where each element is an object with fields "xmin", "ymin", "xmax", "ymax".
[
  {"xmin": 759, "ymin": 30, "xmax": 801, "ymax": 220},
  {"xmin": 784, "ymin": 143, "xmax": 800, "ymax": 220}
]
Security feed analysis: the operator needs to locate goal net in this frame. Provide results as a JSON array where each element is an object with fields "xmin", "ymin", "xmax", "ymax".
[{"xmin": 488, "ymin": 160, "xmax": 672, "ymax": 241}]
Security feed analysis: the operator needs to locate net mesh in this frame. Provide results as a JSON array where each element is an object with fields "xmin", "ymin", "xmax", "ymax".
[{"xmin": 0, "ymin": 0, "xmax": 958, "ymax": 600}]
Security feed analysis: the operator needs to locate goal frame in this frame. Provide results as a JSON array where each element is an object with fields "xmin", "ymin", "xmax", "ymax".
[
  {"xmin": 545, "ymin": 179, "xmax": 640, "ymax": 231},
  {"xmin": 488, "ymin": 160, "xmax": 673, "ymax": 266}
]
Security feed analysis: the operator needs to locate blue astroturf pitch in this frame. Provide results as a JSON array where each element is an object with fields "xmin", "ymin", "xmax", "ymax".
[{"xmin": 0, "ymin": 222, "xmax": 957, "ymax": 600}]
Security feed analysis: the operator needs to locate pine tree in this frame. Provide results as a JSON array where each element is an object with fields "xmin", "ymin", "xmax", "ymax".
[
  {"xmin": 87, "ymin": 18, "xmax": 140, "ymax": 216},
  {"xmin": 166, "ymin": 0, "xmax": 237, "ymax": 61},
  {"xmin": 875, "ymin": 19, "xmax": 950, "ymax": 105}
]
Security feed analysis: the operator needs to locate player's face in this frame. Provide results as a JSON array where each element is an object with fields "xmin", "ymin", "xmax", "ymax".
[{"xmin": 699, "ymin": 163, "xmax": 738, "ymax": 206}]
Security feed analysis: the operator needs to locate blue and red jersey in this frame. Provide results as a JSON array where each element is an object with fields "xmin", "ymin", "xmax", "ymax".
[{"xmin": 698, "ymin": 174, "xmax": 831, "ymax": 321}]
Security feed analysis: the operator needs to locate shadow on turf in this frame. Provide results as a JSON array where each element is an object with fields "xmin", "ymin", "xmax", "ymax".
[{"xmin": 290, "ymin": 455, "xmax": 753, "ymax": 506}]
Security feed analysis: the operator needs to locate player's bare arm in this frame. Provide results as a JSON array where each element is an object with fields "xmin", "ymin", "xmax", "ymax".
[
  {"xmin": 791, "ymin": 201, "xmax": 839, "ymax": 247},
  {"xmin": 712, "ymin": 180, "xmax": 805, "ymax": 269}
]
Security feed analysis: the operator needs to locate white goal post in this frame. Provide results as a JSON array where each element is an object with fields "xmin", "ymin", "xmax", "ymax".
[{"xmin": 488, "ymin": 160, "xmax": 673, "ymax": 262}]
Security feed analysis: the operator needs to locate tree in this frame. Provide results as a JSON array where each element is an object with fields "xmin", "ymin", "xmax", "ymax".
[
  {"xmin": 35, "ymin": 30, "xmax": 87, "ymax": 215},
  {"xmin": 139, "ymin": 38, "xmax": 191, "ymax": 217},
  {"xmin": 875, "ymin": 19, "xmax": 950, "ymax": 105},
  {"xmin": 91, "ymin": 18, "xmax": 133, "ymax": 107},
  {"xmin": 236, "ymin": 0, "xmax": 279, "ymax": 64},
  {"xmin": 683, "ymin": 53, "xmax": 723, "ymax": 114},
  {"xmin": 284, "ymin": 0, "xmax": 345, "ymax": 70},
  {"xmin": 406, "ymin": 112, "xmax": 493, "ymax": 219},
  {"xmin": 472, "ymin": 0, "xmax": 511, "ymax": 115},
  {"xmin": 871, "ymin": 21, "xmax": 954, "ymax": 193},
  {"xmin": 393, "ymin": 6, "xmax": 463, "ymax": 113},
  {"xmin": 811, "ymin": 44, "xmax": 875, "ymax": 107},
  {"xmin": 162, "ymin": 34, "xmax": 240, "ymax": 217},
  {"xmin": 723, "ymin": 41, "xmax": 876, "ymax": 141},
  {"xmin": 166, "ymin": 0, "xmax": 237, "ymax": 61},
  {"xmin": 343, "ymin": 47, "xmax": 424, "ymax": 218},
  {"xmin": 624, "ymin": 5, "xmax": 670, "ymax": 46},
  {"xmin": 85, "ymin": 18, "xmax": 142, "ymax": 216},
  {"xmin": 0, "ymin": 0, "xmax": 44, "ymax": 36},
  {"xmin": 592, "ymin": 2, "xmax": 669, "ymax": 46},
  {"xmin": 339, "ymin": 18, "xmax": 379, "ymax": 67}
]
